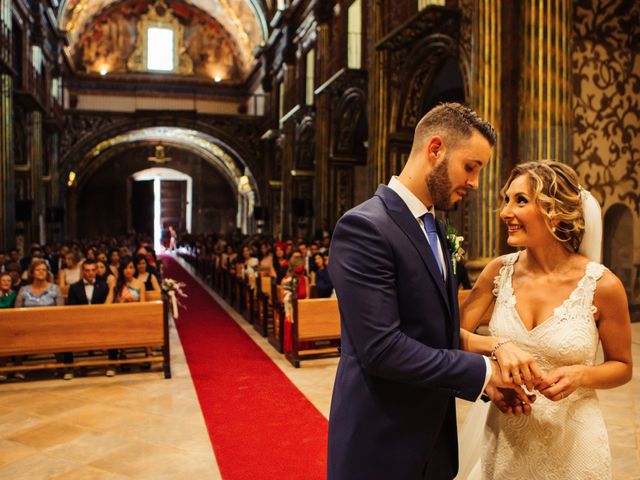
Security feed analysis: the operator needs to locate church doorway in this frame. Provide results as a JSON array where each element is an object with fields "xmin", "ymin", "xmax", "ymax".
[
  {"xmin": 131, "ymin": 168, "xmax": 192, "ymax": 251},
  {"xmin": 603, "ymin": 203, "xmax": 634, "ymax": 300}
]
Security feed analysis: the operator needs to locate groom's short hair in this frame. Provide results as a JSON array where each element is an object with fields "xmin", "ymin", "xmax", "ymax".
[{"xmin": 413, "ymin": 103, "xmax": 496, "ymax": 152}]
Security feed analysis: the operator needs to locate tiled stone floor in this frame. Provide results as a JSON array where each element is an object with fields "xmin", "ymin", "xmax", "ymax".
[{"xmin": 0, "ymin": 256, "xmax": 638, "ymax": 479}]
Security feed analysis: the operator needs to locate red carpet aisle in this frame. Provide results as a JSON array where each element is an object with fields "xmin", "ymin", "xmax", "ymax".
[{"xmin": 162, "ymin": 255, "xmax": 328, "ymax": 480}]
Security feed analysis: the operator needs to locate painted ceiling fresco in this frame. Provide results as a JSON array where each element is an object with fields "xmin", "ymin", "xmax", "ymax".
[{"xmin": 60, "ymin": 0, "xmax": 266, "ymax": 80}]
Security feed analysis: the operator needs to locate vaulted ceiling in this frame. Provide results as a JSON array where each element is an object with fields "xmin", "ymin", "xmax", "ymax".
[{"xmin": 58, "ymin": 0, "xmax": 267, "ymax": 81}]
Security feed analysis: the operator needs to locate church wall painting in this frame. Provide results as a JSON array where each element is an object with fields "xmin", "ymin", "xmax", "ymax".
[{"xmin": 72, "ymin": 0, "xmax": 244, "ymax": 82}]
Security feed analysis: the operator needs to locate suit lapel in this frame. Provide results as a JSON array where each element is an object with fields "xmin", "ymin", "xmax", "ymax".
[{"xmin": 376, "ymin": 186, "xmax": 450, "ymax": 310}]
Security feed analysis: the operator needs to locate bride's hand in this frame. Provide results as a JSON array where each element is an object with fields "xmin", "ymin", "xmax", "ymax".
[
  {"xmin": 485, "ymin": 384, "xmax": 536, "ymax": 416},
  {"xmin": 535, "ymin": 365, "xmax": 586, "ymax": 401},
  {"xmin": 492, "ymin": 340, "xmax": 543, "ymax": 391}
]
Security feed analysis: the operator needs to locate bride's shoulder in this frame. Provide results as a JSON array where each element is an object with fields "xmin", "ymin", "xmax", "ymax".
[
  {"xmin": 475, "ymin": 256, "xmax": 510, "ymax": 286},
  {"xmin": 592, "ymin": 268, "xmax": 629, "ymax": 317}
]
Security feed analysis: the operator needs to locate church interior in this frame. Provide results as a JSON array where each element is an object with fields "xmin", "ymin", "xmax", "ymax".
[{"xmin": 0, "ymin": 0, "xmax": 639, "ymax": 478}]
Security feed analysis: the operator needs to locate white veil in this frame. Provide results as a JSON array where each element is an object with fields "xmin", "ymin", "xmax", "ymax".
[
  {"xmin": 577, "ymin": 188, "xmax": 603, "ymax": 263},
  {"xmin": 456, "ymin": 187, "xmax": 604, "ymax": 480}
]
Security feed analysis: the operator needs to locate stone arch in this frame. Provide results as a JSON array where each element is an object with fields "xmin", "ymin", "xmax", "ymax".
[
  {"xmin": 603, "ymin": 203, "xmax": 634, "ymax": 298},
  {"xmin": 395, "ymin": 34, "xmax": 462, "ymax": 133},
  {"xmin": 62, "ymin": 119, "xmax": 262, "ymax": 236},
  {"xmin": 60, "ymin": 115, "xmax": 262, "ymax": 200}
]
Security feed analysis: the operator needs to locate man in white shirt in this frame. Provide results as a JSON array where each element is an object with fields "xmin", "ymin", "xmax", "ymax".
[{"xmin": 327, "ymin": 103, "xmax": 527, "ymax": 480}]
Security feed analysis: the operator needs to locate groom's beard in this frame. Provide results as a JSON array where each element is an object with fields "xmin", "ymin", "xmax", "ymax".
[{"xmin": 426, "ymin": 156, "xmax": 453, "ymax": 210}]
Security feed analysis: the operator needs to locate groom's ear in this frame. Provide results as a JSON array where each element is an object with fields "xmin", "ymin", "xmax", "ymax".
[{"xmin": 426, "ymin": 136, "xmax": 445, "ymax": 165}]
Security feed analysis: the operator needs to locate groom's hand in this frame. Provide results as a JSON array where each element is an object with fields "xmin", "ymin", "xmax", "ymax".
[
  {"xmin": 485, "ymin": 384, "xmax": 536, "ymax": 416},
  {"xmin": 488, "ymin": 360, "xmax": 533, "ymax": 407}
]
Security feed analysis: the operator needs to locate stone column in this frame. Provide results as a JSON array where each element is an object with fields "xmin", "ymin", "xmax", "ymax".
[
  {"xmin": 369, "ymin": 2, "xmax": 392, "ymax": 187},
  {"xmin": 0, "ymin": 0, "xmax": 14, "ymax": 248},
  {"xmin": 0, "ymin": 74, "xmax": 14, "ymax": 248},
  {"xmin": 313, "ymin": 17, "xmax": 333, "ymax": 231},
  {"xmin": 29, "ymin": 111, "xmax": 44, "ymax": 244}
]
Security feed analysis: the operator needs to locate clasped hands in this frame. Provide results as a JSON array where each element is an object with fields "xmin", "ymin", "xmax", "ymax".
[{"xmin": 485, "ymin": 340, "xmax": 584, "ymax": 416}]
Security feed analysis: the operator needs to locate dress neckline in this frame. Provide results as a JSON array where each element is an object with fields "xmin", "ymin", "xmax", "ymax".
[{"xmin": 507, "ymin": 252, "xmax": 594, "ymax": 334}]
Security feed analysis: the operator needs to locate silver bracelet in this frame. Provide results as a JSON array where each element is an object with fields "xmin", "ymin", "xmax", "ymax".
[{"xmin": 490, "ymin": 339, "xmax": 512, "ymax": 361}]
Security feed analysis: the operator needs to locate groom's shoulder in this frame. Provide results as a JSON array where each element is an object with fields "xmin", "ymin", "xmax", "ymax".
[{"xmin": 338, "ymin": 195, "xmax": 386, "ymax": 223}]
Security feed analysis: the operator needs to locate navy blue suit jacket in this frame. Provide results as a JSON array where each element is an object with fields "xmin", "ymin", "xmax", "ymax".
[{"xmin": 327, "ymin": 185, "xmax": 486, "ymax": 480}]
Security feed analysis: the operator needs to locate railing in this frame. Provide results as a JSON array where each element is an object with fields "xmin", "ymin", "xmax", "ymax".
[{"xmin": 26, "ymin": 62, "xmax": 46, "ymax": 103}]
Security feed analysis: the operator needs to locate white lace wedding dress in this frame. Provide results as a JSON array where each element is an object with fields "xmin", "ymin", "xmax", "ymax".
[{"xmin": 475, "ymin": 252, "xmax": 612, "ymax": 479}]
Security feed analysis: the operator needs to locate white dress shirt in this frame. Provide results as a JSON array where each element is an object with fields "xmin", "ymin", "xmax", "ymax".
[
  {"xmin": 83, "ymin": 280, "xmax": 95, "ymax": 304},
  {"xmin": 387, "ymin": 176, "xmax": 492, "ymax": 397}
]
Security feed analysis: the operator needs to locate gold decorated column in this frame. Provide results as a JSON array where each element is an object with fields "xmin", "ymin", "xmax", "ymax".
[
  {"xmin": 520, "ymin": 0, "xmax": 572, "ymax": 163},
  {"xmin": 467, "ymin": 0, "xmax": 502, "ymax": 261},
  {"xmin": 314, "ymin": 19, "xmax": 332, "ymax": 231},
  {"xmin": 370, "ymin": 2, "xmax": 391, "ymax": 188}
]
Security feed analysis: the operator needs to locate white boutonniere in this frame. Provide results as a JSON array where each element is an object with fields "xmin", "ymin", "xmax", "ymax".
[{"xmin": 445, "ymin": 222, "xmax": 465, "ymax": 275}]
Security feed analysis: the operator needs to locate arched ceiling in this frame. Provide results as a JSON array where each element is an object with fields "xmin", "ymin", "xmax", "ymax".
[{"xmin": 59, "ymin": 0, "xmax": 267, "ymax": 79}]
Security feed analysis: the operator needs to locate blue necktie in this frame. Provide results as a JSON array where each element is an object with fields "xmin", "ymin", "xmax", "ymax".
[{"xmin": 422, "ymin": 213, "xmax": 444, "ymax": 277}]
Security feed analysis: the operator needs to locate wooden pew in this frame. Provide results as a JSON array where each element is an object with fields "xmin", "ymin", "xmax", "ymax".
[
  {"xmin": 286, "ymin": 297, "xmax": 341, "ymax": 368},
  {"xmin": 253, "ymin": 275, "xmax": 272, "ymax": 337},
  {"xmin": 268, "ymin": 283, "xmax": 285, "ymax": 353},
  {"xmin": 0, "ymin": 300, "xmax": 171, "ymax": 378},
  {"xmin": 146, "ymin": 290, "xmax": 162, "ymax": 302}
]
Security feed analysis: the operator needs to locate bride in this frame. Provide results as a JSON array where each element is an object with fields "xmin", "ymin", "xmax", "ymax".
[{"xmin": 458, "ymin": 160, "xmax": 632, "ymax": 479}]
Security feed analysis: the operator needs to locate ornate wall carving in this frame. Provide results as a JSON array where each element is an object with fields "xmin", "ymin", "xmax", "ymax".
[
  {"xmin": 333, "ymin": 87, "xmax": 367, "ymax": 161},
  {"xmin": 572, "ymin": 0, "xmax": 640, "ymax": 216}
]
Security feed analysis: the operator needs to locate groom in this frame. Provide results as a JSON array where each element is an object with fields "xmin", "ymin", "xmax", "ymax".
[{"xmin": 327, "ymin": 103, "xmax": 510, "ymax": 479}]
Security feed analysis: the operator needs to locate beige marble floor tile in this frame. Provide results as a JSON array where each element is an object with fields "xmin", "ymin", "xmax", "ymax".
[
  {"xmin": 55, "ymin": 403, "xmax": 150, "ymax": 432},
  {"xmin": 44, "ymin": 431, "xmax": 136, "ymax": 465},
  {"xmin": 7, "ymin": 421, "xmax": 89, "ymax": 450},
  {"xmin": 0, "ymin": 439, "xmax": 39, "ymax": 468},
  {"xmin": 0, "ymin": 451, "xmax": 81, "ymax": 480},
  {"xmin": 0, "ymin": 411, "xmax": 48, "ymax": 439},
  {"xmin": 89, "ymin": 441, "xmax": 207, "ymax": 478},
  {"xmin": 50, "ymin": 464, "xmax": 131, "ymax": 480}
]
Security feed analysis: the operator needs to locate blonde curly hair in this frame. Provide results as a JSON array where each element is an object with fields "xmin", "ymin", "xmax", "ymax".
[{"xmin": 500, "ymin": 160, "xmax": 585, "ymax": 253}]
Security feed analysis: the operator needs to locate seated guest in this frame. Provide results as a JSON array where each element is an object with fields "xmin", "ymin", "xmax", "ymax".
[
  {"xmin": 67, "ymin": 260, "xmax": 111, "ymax": 306},
  {"xmin": 108, "ymin": 248, "xmax": 120, "ymax": 278},
  {"xmin": 6, "ymin": 266, "xmax": 23, "ymax": 290},
  {"xmin": 239, "ymin": 245, "xmax": 259, "ymax": 278},
  {"xmin": 310, "ymin": 253, "xmax": 333, "ymax": 298},
  {"xmin": 115, "ymin": 256, "xmax": 146, "ymax": 303},
  {"xmin": 14, "ymin": 260, "xmax": 63, "ymax": 380},
  {"xmin": 134, "ymin": 253, "xmax": 160, "ymax": 291},
  {"xmin": 0, "ymin": 272, "xmax": 16, "ymax": 308},
  {"xmin": 258, "ymin": 242, "xmax": 277, "ymax": 278},
  {"xmin": 0, "ymin": 272, "xmax": 17, "ymax": 380},
  {"xmin": 58, "ymin": 251, "xmax": 84, "ymax": 288},
  {"xmin": 108, "ymin": 256, "xmax": 146, "ymax": 377},
  {"xmin": 61, "ymin": 260, "xmax": 111, "ymax": 379},
  {"xmin": 15, "ymin": 260, "xmax": 63, "ymax": 307},
  {"xmin": 96, "ymin": 259, "xmax": 115, "ymax": 289},
  {"xmin": 281, "ymin": 255, "xmax": 309, "ymax": 354}
]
